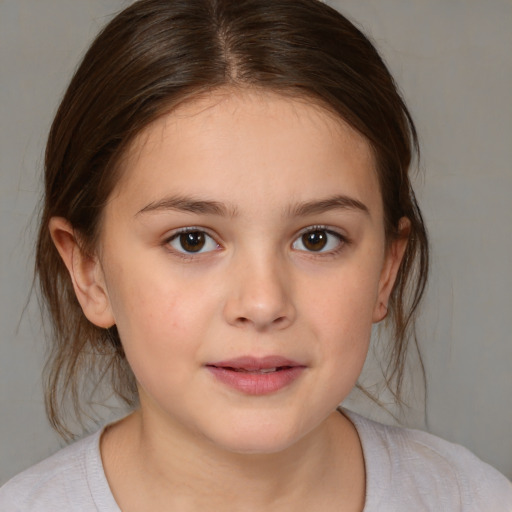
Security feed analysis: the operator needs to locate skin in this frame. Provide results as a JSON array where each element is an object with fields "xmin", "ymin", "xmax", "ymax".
[{"xmin": 50, "ymin": 89, "xmax": 408, "ymax": 511}]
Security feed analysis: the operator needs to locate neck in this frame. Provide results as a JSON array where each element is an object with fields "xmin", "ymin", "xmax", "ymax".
[{"xmin": 101, "ymin": 408, "xmax": 365, "ymax": 512}]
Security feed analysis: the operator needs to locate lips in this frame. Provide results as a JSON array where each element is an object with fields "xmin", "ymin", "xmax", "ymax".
[{"xmin": 206, "ymin": 356, "xmax": 306, "ymax": 395}]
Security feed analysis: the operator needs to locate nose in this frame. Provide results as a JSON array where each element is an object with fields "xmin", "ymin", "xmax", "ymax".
[{"xmin": 223, "ymin": 253, "xmax": 296, "ymax": 332}]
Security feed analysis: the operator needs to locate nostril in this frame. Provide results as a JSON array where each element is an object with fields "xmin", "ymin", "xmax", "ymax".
[
  {"xmin": 234, "ymin": 315, "xmax": 288, "ymax": 329},
  {"xmin": 224, "ymin": 288, "xmax": 296, "ymax": 330}
]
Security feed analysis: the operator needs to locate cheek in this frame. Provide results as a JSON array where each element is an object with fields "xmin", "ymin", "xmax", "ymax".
[
  {"xmin": 305, "ymin": 263, "xmax": 380, "ymax": 333},
  {"xmin": 103, "ymin": 263, "xmax": 203, "ymax": 377},
  {"xmin": 114, "ymin": 292, "xmax": 202, "ymax": 403},
  {"xmin": 300, "ymin": 261, "xmax": 381, "ymax": 372},
  {"xmin": 105, "ymin": 250, "xmax": 201, "ymax": 335}
]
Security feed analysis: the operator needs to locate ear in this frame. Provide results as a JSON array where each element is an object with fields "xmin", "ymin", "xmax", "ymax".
[
  {"xmin": 372, "ymin": 217, "xmax": 410, "ymax": 323},
  {"xmin": 49, "ymin": 217, "xmax": 115, "ymax": 328}
]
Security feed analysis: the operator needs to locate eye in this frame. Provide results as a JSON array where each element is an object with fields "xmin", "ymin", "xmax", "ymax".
[
  {"xmin": 168, "ymin": 229, "xmax": 219, "ymax": 254},
  {"xmin": 292, "ymin": 228, "xmax": 344, "ymax": 253}
]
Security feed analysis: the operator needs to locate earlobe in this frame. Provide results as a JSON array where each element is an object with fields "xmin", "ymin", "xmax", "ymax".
[
  {"xmin": 372, "ymin": 218, "xmax": 410, "ymax": 323},
  {"xmin": 49, "ymin": 217, "xmax": 115, "ymax": 328}
]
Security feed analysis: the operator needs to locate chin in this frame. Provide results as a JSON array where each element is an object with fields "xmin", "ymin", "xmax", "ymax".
[{"xmin": 203, "ymin": 414, "xmax": 308, "ymax": 456}]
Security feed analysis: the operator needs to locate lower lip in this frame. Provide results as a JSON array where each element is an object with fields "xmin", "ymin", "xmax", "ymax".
[{"xmin": 206, "ymin": 366, "xmax": 305, "ymax": 395}]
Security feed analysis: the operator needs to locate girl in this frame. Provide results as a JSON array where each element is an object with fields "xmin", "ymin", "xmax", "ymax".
[{"xmin": 1, "ymin": 0, "xmax": 510, "ymax": 510}]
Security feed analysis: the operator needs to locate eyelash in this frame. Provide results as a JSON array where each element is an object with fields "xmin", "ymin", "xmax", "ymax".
[
  {"xmin": 164, "ymin": 227, "xmax": 221, "ymax": 260},
  {"xmin": 164, "ymin": 225, "xmax": 350, "ymax": 259},
  {"xmin": 293, "ymin": 225, "xmax": 349, "ymax": 257}
]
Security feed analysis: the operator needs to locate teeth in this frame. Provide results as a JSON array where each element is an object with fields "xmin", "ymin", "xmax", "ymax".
[{"xmin": 232, "ymin": 367, "xmax": 279, "ymax": 373}]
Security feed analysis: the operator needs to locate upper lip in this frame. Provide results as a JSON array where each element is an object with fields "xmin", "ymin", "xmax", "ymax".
[{"xmin": 206, "ymin": 355, "xmax": 305, "ymax": 371}]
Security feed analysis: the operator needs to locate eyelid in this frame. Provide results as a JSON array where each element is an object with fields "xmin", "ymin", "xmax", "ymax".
[
  {"xmin": 162, "ymin": 224, "xmax": 349, "ymax": 258},
  {"xmin": 164, "ymin": 226, "xmax": 221, "ymax": 256},
  {"xmin": 292, "ymin": 225, "xmax": 349, "ymax": 253}
]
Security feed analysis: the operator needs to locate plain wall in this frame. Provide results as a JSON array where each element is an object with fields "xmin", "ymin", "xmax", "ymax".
[{"xmin": 1, "ymin": 0, "xmax": 511, "ymax": 484}]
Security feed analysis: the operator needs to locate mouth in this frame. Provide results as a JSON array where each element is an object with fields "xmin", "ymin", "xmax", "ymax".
[
  {"xmin": 205, "ymin": 356, "xmax": 306, "ymax": 395},
  {"xmin": 220, "ymin": 367, "xmax": 288, "ymax": 374}
]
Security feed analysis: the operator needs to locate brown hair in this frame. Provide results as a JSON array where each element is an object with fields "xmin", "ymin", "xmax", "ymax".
[{"xmin": 36, "ymin": 0, "xmax": 428, "ymax": 438}]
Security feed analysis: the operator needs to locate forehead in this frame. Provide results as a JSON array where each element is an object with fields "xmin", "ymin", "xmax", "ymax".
[{"xmin": 110, "ymin": 89, "xmax": 380, "ymax": 216}]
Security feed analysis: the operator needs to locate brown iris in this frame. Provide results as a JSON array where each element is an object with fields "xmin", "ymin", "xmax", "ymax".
[
  {"xmin": 179, "ymin": 231, "xmax": 206, "ymax": 252},
  {"xmin": 302, "ymin": 230, "xmax": 328, "ymax": 251}
]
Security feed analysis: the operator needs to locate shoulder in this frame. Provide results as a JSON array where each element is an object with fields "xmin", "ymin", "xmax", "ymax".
[
  {"xmin": 0, "ymin": 429, "xmax": 117, "ymax": 511},
  {"xmin": 343, "ymin": 409, "xmax": 512, "ymax": 511}
]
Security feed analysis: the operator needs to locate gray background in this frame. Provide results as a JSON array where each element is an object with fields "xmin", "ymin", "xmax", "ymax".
[{"xmin": 1, "ymin": 0, "xmax": 511, "ymax": 485}]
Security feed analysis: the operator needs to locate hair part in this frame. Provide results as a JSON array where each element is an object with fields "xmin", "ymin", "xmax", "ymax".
[{"xmin": 36, "ymin": 0, "xmax": 428, "ymax": 438}]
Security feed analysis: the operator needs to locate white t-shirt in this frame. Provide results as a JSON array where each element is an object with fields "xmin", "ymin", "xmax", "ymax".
[{"xmin": 1, "ymin": 410, "xmax": 511, "ymax": 511}]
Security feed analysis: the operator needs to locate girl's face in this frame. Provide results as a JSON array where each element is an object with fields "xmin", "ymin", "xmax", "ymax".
[{"xmin": 76, "ymin": 90, "xmax": 405, "ymax": 454}]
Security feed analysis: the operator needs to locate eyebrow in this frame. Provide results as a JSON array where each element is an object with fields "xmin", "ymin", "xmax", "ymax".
[
  {"xmin": 286, "ymin": 194, "xmax": 370, "ymax": 217},
  {"xmin": 136, "ymin": 195, "xmax": 237, "ymax": 217},
  {"xmin": 136, "ymin": 193, "xmax": 369, "ymax": 218}
]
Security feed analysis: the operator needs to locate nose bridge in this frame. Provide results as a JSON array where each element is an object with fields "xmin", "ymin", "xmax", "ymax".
[{"xmin": 223, "ymin": 243, "xmax": 295, "ymax": 331}]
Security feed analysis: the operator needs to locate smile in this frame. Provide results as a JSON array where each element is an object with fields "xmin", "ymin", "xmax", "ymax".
[
  {"xmin": 230, "ymin": 367, "xmax": 282, "ymax": 373},
  {"xmin": 206, "ymin": 356, "xmax": 306, "ymax": 395}
]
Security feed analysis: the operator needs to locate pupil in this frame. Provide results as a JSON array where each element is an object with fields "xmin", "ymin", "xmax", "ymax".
[
  {"xmin": 180, "ymin": 232, "xmax": 205, "ymax": 252},
  {"xmin": 303, "ymin": 231, "xmax": 327, "ymax": 251}
]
